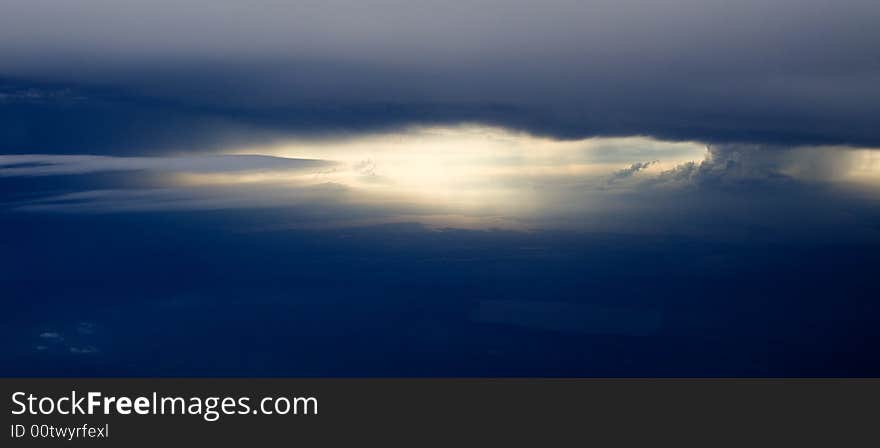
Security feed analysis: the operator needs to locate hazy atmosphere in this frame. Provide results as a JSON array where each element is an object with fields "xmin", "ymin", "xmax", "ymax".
[{"xmin": 2, "ymin": 0, "xmax": 879, "ymax": 376}]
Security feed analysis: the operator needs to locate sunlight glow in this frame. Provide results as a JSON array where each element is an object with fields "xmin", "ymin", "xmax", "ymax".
[{"xmin": 224, "ymin": 125, "xmax": 707, "ymax": 214}]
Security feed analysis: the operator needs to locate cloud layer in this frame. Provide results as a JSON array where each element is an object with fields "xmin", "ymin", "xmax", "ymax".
[
  {"xmin": 1, "ymin": 0, "xmax": 879, "ymax": 152},
  {"xmin": 2, "ymin": 127, "xmax": 878, "ymax": 244}
]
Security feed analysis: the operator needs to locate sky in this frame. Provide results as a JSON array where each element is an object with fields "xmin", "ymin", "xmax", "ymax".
[{"xmin": 1, "ymin": 0, "xmax": 880, "ymax": 376}]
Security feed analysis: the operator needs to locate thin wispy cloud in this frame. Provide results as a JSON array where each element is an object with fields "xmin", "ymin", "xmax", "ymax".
[{"xmin": 0, "ymin": 154, "xmax": 333, "ymax": 177}]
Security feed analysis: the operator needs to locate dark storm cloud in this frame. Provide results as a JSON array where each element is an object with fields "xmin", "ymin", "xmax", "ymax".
[
  {"xmin": 0, "ymin": 75, "xmax": 539, "ymax": 154},
  {"xmin": 1, "ymin": 0, "xmax": 879, "ymax": 153}
]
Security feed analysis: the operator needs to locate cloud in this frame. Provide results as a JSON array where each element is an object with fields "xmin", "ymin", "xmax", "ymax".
[
  {"xmin": 607, "ymin": 160, "xmax": 658, "ymax": 184},
  {"xmin": 69, "ymin": 346, "xmax": 98, "ymax": 355},
  {"xmin": 39, "ymin": 332, "xmax": 62, "ymax": 340},
  {"xmin": 0, "ymin": 86, "xmax": 85, "ymax": 104},
  {"xmin": 14, "ymin": 186, "xmax": 349, "ymax": 213},
  {"xmin": 648, "ymin": 144, "xmax": 794, "ymax": 187},
  {"xmin": 643, "ymin": 143, "xmax": 880, "ymax": 189},
  {"xmin": 2, "ymin": 127, "xmax": 879, "ymax": 244},
  {"xmin": 0, "ymin": 129, "xmax": 708, "ymax": 217},
  {"xmin": 0, "ymin": 154, "xmax": 333, "ymax": 177},
  {"xmin": 31, "ymin": 326, "xmax": 101, "ymax": 357},
  {"xmin": 0, "ymin": 1, "xmax": 878, "ymax": 151}
]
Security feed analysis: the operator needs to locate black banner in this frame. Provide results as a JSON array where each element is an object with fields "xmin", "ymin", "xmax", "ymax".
[{"xmin": 2, "ymin": 379, "xmax": 879, "ymax": 446}]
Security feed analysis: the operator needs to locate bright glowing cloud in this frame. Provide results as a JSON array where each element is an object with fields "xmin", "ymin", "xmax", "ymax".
[{"xmin": 4, "ymin": 126, "xmax": 880, "ymax": 235}]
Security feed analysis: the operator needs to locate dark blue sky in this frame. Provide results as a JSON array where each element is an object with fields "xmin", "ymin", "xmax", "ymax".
[{"xmin": 2, "ymin": 0, "xmax": 880, "ymax": 376}]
